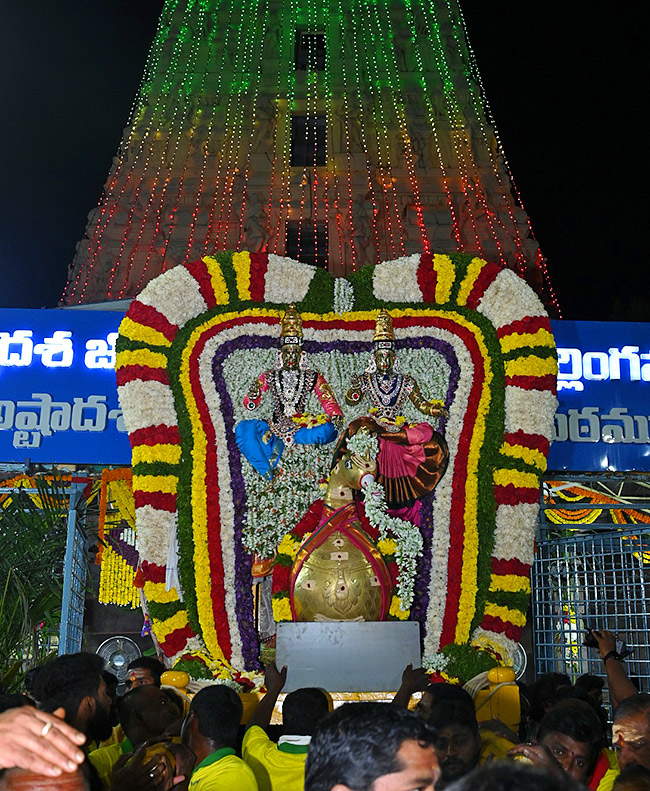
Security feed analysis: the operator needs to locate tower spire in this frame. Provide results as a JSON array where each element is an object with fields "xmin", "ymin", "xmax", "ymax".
[{"xmin": 63, "ymin": 0, "xmax": 558, "ymax": 311}]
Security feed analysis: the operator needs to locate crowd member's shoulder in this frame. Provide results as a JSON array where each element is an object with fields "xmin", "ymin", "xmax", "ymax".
[{"xmin": 189, "ymin": 751, "xmax": 258, "ymax": 791}]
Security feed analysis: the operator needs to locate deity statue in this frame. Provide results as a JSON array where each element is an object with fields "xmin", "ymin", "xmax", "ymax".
[
  {"xmin": 341, "ymin": 309, "xmax": 449, "ymax": 520},
  {"xmin": 235, "ymin": 304, "xmax": 344, "ymax": 480}
]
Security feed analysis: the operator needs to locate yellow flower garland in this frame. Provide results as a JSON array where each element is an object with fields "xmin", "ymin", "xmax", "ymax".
[
  {"xmin": 377, "ymin": 538, "xmax": 397, "ymax": 555},
  {"xmin": 119, "ymin": 316, "xmax": 172, "ymax": 348},
  {"xmin": 489, "ymin": 574, "xmax": 531, "ymax": 594},
  {"xmin": 152, "ymin": 609, "xmax": 192, "ymax": 643},
  {"xmin": 483, "ymin": 602, "xmax": 527, "ymax": 629},
  {"xmin": 143, "ymin": 580, "xmax": 183, "ymax": 604},
  {"xmin": 456, "ymin": 257, "xmax": 487, "ymax": 306},
  {"xmin": 132, "ymin": 474, "xmax": 179, "ymax": 494},
  {"xmin": 389, "ymin": 595, "xmax": 410, "ymax": 620},
  {"xmin": 232, "ymin": 251, "xmax": 252, "ymax": 301},
  {"xmin": 115, "ymin": 348, "xmax": 168, "ymax": 370},
  {"xmin": 203, "ymin": 256, "xmax": 230, "ymax": 305},
  {"xmin": 433, "ymin": 254, "xmax": 455, "ymax": 304},
  {"xmin": 272, "ymin": 597, "xmax": 293, "ymax": 622},
  {"xmin": 504, "ymin": 356, "xmax": 558, "ymax": 378},
  {"xmin": 493, "ymin": 468, "xmax": 539, "ymax": 490},
  {"xmin": 98, "ymin": 544, "xmax": 139, "ymax": 608},
  {"xmin": 499, "ymin": 329, "xmax": 555, "ymax": 354},
  {"xmin": 132, "ymin": 444, "xmax": 183, "ymax": 466},
  {"xmin": 500, "ymin": 442, "xmax": 548, "ymax": 472}
]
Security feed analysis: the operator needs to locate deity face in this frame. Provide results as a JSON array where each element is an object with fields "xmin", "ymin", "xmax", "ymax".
[
  {"xmin": 281, "ymin": 343, "xmax": 301, "ymax": 370},
  {"xmin": 374, "ymin": 347, "xmax": 396, "ymax": 374}
]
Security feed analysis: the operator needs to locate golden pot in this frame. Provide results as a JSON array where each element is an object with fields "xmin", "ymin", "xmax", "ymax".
[{"xmin": 290, "ymin": 504, "xmax": 392, "ymax": 622}]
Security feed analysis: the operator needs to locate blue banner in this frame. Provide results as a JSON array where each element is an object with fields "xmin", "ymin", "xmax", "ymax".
[
  {"xmin": 2, "ymin": 309, "xmax": 649, "ymax": 471},
  {"xmin": 549, "ymin": 320, "xmax": 650, "ymax": 472},
  {"xmin": 0, "ymin": 308, "xmax": 128, "ymax": 464}
]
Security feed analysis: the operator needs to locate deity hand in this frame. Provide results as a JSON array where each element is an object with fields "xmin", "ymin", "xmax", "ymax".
[
  {"xmin": 345, "ymin": 375, "xmax": 364, "ymax": 407},
  {"xmin": 409, "ymin": 381, "xmax": 448, "ymax": 418},
  {"xmin": 423, "ymin": 400, "xmax": 449, "ymax": 418},
  {"xmin": 244, "ymin": 374, "xmax": 268, "ymax": 411}
]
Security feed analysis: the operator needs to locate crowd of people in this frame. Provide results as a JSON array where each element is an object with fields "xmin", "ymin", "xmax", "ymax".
[{"xmin": 1, "ymin": 629, "xmax": 650, "ymax": 790}]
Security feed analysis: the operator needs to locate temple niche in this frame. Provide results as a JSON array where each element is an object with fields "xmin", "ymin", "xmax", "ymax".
[{"xmin": 63, "ymin": 0, "xmax": 555, "ymax": 309}]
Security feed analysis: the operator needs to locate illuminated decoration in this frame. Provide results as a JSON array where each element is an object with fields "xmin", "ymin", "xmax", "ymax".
[
  {"xmin": 0, "ymin": 331, "xmax": 118, "ymax": 370},
  {"xmin": 97, "ymin": 468, "xmax": 140, "ymax": 608},
  {"xmin": 116, "ymin": 251, "xmax": 557, "ymax": 683},
  {"xmin": 0, "ymin": 473, "xmax": 93, "ymax": 508},
  {"xmin": 545, "ymin": 481, "xmax": 650, "ymax": 527},
  {"xmin": 63, "ymin": 0, "xmax": 558, "ymax": 312}
]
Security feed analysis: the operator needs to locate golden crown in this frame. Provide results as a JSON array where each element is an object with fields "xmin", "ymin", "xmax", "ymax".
[
  {"xmin": 373, "ymin": 309, "xmax": 395, "ymax": 344},
  {"xmin": 280, "ymin": 303, "xmax": 303, "ymax": 342}
]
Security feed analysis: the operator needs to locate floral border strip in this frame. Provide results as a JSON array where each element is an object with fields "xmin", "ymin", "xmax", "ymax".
[{"xmin": 116, "ymin": 250, "xmax": 557, "ymax": 678}]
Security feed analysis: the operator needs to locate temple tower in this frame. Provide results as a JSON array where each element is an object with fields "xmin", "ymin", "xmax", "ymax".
[{"xmin": 63, "ymin": 0, "xmax": 557, "ymax": 308}]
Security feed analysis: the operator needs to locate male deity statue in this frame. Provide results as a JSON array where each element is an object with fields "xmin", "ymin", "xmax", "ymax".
[
  {"xmin": 235, "ymin": 304, "xmax": 344, "ymax": 480},
  {"xmin": 341, "ymin": 309, "xmax": 449, "ymax": 522}
]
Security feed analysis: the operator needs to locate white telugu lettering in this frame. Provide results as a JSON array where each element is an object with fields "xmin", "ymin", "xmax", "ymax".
[
  {"xmin": 0, "ymin": 394, "xmax": 126, "ymax": 439},
  {"xmin": 554, "ymin": 407, "xmax": 650, "ymax": 444},
  {"xmin": 558, "ymin": 346, "xmax": 650, "ymax": 389}
]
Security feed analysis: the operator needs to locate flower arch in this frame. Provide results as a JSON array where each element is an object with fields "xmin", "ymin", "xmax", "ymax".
[{"xmin": 116, "ymin": 251, "xmax": 557, "ymax": 682}]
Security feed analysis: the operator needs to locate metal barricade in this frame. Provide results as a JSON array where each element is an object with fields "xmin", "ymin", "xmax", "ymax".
[
  {"xmin": 532, "ymin": 473, "xmax": 650, "ymax": 696},
  {"xmin": 59, "ymin": 483, "xmax": 88, "ymax": 655}
]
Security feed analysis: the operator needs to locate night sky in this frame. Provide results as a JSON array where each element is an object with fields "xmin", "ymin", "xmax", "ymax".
[{"xmin": 0, "ymin": 2, "xmax": 644, "ymax": 319}]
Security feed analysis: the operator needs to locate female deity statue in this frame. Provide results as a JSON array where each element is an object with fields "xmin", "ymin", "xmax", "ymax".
[
  {"xmin": 235, "ymin": 304, "xmax": 344, "ymax": 480},
  {"xmin": 341, "ymin": 309, "xmax": 449, "ymax": 521}
]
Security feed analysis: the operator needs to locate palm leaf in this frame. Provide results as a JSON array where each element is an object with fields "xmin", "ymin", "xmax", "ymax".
[{"xmin": 0, "ymin": 476, "xmax": 73, "ymax": 691}]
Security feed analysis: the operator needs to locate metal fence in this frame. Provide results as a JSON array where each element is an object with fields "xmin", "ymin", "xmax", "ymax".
[
  {"xmin": 532, "ymin": 473, "xmax": 650, "ymax": 697},
  {"xmin": 59, "ymin": 483, "xmax": 88, "ymax": 655}
]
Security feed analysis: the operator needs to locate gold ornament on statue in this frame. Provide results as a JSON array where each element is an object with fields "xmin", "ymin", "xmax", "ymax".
[
  {"xmin": 373, "ymin": 308, "xmax": 395, "ymax": 345},
  {"xmin": 280, "ymin": 303, "xmax": 303, "ymax": 344}
]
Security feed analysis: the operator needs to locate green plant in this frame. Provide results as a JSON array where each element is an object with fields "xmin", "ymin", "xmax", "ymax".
[{"xmin": 0, "ymin": 477, "xmax": 71, "ymax": 691}]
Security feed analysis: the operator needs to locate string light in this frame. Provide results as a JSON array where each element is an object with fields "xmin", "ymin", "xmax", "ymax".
[
  {"xmin": 62, "ymin": 0, "xmax": 560, "ymax": 312},
  {"xmin": 80, "ymin": 0, "xmax": 186, "ymax": 302}
]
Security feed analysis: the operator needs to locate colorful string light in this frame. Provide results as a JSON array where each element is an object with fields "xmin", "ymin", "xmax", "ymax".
[{"xmin": 63, "ymin": 0, "xmax": 559, "ymax": 312}]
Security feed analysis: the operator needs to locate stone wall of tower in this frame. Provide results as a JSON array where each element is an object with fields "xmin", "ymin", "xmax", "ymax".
[{"xmin": 64, "ymin": 0, "xmax": 546, "ymax": 305}]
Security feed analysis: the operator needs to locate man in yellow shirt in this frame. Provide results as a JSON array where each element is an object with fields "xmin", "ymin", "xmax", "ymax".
[
  {"xmin": 89, "ymin": 684, "xmax": 180, "ymax": 790},
  {"xmin": 184, "ymin": 685, "xmax": 257, "ymax": 791},
  {"xmin": 242, "ymin": 662, "xmax": 329, "ymax": 791}
]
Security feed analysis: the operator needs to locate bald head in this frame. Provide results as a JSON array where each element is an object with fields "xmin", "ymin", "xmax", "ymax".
[{"xmin": 118, "ymin": 685, "xmax": 179, "ymax": 745}]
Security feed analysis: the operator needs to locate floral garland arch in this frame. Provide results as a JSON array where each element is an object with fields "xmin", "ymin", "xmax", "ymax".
[{"xmin": 116, "ymin": 251, "xmax": 557, "ymax": 684}]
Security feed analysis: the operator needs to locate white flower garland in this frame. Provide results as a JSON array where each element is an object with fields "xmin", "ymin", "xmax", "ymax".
[
  {"xmin": 240, "ymin": 444, "xmax": 328, "ymax": 557},
  {"xmin": 138, "ymin": 265, "xmax": 208, "ymax": 328},
  {"xmin": 372, "ymin": 254, "xmax": 422, "ymax": 303},
  {"xmin": 504, "ymin": 387, "xmax": 557, "ymax": 437},
  {"xmin": 135, "ymin": 505, "xmax": 176, "ymax": 567},
  {"xmin": 118, "ymin": 380, "xmax": 178, "ymax": 434},
  {"xmin": 347, "ymin": 429, "xmax": 379, "ymax": 460},
  {"xmin": 477, "ymin": 268, "xmax": 546, "ymax": 329},
  {"xmin": 333, "ymin": 277, "xmax": 355, "ymax": 314},
  {"xmin": 422, "ymin": 652, "xmax": 450, "ymax": 673},
  {"xmin": 346, "ymin": 427, "xmax": 423, "ymax": 611},
  {"xmin": 265, "ymin": 254, "xmax": 316, "ymax": 304},
  {"xmin": 360, "ymin": 477, "xmax": 423, "ymax": 610}
]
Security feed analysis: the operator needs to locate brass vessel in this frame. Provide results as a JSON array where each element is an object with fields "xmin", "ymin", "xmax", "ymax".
[{"xmin": 290, "ymin": 507, "xmax": 392, "ymax": 622}]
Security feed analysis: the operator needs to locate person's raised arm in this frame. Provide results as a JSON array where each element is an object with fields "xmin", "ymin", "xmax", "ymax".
[
  {"xmin": 392, "ymin": 663, "xmax": 429, "ymax": 709},
  {"xmin": 593, "ymin": 628, "xmax": 637, "ymax": 708},
  {"xmin": 246, "ymin": 661, "xmax": 287, "ymax": 731}
]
